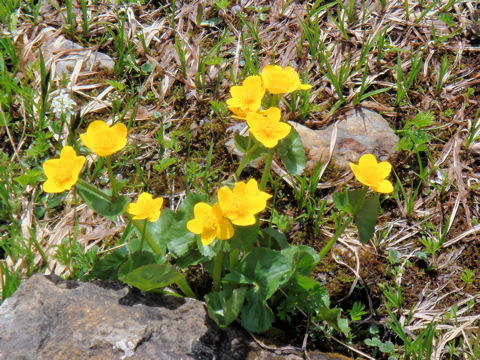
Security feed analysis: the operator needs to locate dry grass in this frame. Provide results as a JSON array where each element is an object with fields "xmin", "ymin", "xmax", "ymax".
[{"xmin": 1, "ymin": 0, "xmax": 480, "ymax": 358}]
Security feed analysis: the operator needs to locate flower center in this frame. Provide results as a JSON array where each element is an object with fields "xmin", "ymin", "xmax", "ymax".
[{"xmin": 55, "ymin": 164, "xmax": 73, "ymax": 185}]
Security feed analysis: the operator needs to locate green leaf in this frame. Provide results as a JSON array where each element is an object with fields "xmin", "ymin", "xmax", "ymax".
[
  {"xmin": 224, "ymin": 248, "xmax": 292, "ymax": 300},
  {"xmin": 205, "ymin": 287, "xmax": 247, "ymax": 328},
  {"xmin": 396, "ymin": 136, "xmax": 413, "ymax": 151},
  {"xmin": 132, "ymin": 209, "xmax": 175, "ymax": 255},
  {"xmin": 315, "ymin": 306, "xmax": 350, "ymax": 334},
  {"xmin": 234, "ymin": 133, "xmax": 249, "ymax": 153},
  {"xmin": 166, "ymin": 193, "xmax": 207, "ymax": 257},
  {"xmin": 75, "ymin": 182, "xmax": 129, "ymax": 217},
  {"xmin": 354, "ymin": 195, "xmax": 378, "ymax": 243},
  {"xmin": 234, "ymin": 133, "xmax": 267, "ymax": 161},
  {"xmin": 15, "ymin": 169, "xmax": 43, "ymax": 187},
  {"xmin": 379, "ymin": 340, "xmax": 395, "ymax": 353},
  {"xmin": 118, "ymin": 263, "xmax": 184, "ymax": 291},
  {"xmin": 333, "ymin": 189, "xmax": 365, "ymax": 215},
  {"xmin": 293, "ymin": 274, "xmax": 330, "ymax": 307},
  {"xmin": 281, "ymin": 245, "xmax": 319, "ymax": 275},
  {"xmin": 139, "ymin": 194, "xmax": 207, "ymax": 258},
  {"xmin": 276, "ymin": 126, "xmax": 306, "ymax": 175},
  {"xmin": 228, "ymin": 223, "xmax": 259, "ymax": 251},
  {"xmin": 90, "ymin": 251, "xmax": 127, "ymax": 280},
  {"xmin": 117, "ymin": 250, "xmax": 165, "ymax": 279},
  {"xmin": 176, "ymin": 248, "xmax": 211, "ymax": 270},
  {"xmin": 260, "ymin": 228, "xmax": 289, "ymax": 250},
  {"xmin": 241, "ymin": 288, "xmax": 274, "ymax": 333}
]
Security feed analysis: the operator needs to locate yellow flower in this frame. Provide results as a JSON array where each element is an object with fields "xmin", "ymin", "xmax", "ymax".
[
  {"xmin": 42, "ymin": 146, "xmax": 86, "ymax": 193},
  {"xmin": 218, "ymin": 179, "xmax": 272, "ymax": 226},
  {"xmin": 186, "ymin": 202, "xmax": 234, "ymax": 246},
  {"xmin": 349, "ymin": 154, "xmax": 394, "ymax": 194},
  {"xmin": 260, "ymin": 65, "xmax": 312, "ymax": 94},
  {"xmin": 80, "ymin": 120, "xmax": 127, "ymax": 156},
  {"xmin": 127, "ymin": 192, "xmax": 164, "ymax": 222},
  {"xmin": 226, "ymin": 75, "xmax": 265, "ymax": 119},
  {"xmin": 246, "ymin": 107, "xmax": 291, "ymax": 148}
]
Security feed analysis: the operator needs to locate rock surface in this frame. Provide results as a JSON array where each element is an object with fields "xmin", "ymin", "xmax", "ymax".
[
  {"xmin": 292, "ymin": 108, "xmax": 398, "ymax": 170},
  {"xmin": 0, "ymin": 274, "xmax": 351, "ymax": 360},
  {"xmin": 227, "ymin": 108, "xmax": 398, "ymax": 171},
  {"xmin": 39, "ymin": 27, "xmax": 115, "ymax": 78}
]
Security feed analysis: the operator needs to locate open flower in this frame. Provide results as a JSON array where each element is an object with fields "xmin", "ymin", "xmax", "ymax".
[
  {"xmin": 187, "ymin": 202, "xmax": 234, "ymax": 246},
  {"xmin": 260, "ymin": 65, "xmax": 311, "ymax": 94},
  {"xmin": 80, "ymin": 120, "xmax": 127, "ymax": 156},
  {"xmin": 42, "ymin": 146, "xmax": 86, "ymax": 193},
  {"xmin": 126, "ymin": 192, "xmax": 164, "ymax": 222},
  {"xmin": 349, "ymin": 154, "xmax": 393, "ymax": 193},
  {"xmin": 226, "ymin": 75, "xmax": 265, "ymax": 119},
  {"xmin": 246, "ymin": 107, "xmax": 291, "ymax": 148},
  {"xmin": 218, "ymin": 179, "xmax": 272, "ymax": 226}
]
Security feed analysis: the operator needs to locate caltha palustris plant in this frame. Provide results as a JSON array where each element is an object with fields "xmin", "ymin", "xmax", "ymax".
[{"xmin": 42, "ymin": 64, "xmax": 393, "ymax": 335}]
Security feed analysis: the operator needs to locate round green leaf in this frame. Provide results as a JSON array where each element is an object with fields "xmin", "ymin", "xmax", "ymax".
[
  {"xmin": 276, "ymin": 127, "xmax": 306, "ymax": 175},
  {"xmin": 205, "ymin": 287, "xmax": 247, "ymax": 329},
  {"xmin": 118, "ymin": 263, "xmax": 184, "ymax": 291},
  {"xmin": 75, "ymin": 182, "xmax": 129, "ymax": 217}
]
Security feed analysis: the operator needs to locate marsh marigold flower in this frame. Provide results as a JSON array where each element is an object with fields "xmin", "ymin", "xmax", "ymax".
[
  {"xmin": 42, "ymin": 146, "xmax": 86, "ymax": 193},
  {"xmin": 246, "ymin": 107, "xmax": 291, "ymax": 148},
  {"xmin": 260, "ymin": 65, "xmax": 311, "ymax": 94},
  {"xmin": 349, "ymin": 154, "xmax": 393, "ymax": 194},
  {"xmin": 187, "ymin": 202, "xmax": 234, "ymax": 246},
  {"xmin": 127, "ymin": 192, "xmax": 164, "ymax": 222},
  {"xmin": 226, "ymin": 75, "xmax": 265, "ymax": 119},
  {"xmin": 218, "ymin": 179, "xmax": 272, "ymax": 226},
  {"xmin": 80, "ymin": 120, "xmax": 127, "ymax": 156}
]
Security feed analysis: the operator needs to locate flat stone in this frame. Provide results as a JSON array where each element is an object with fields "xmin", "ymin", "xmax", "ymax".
[
  {"xmin": 40, "ymin": 27, "xmax": 115, "ymax": 78},
  {"xmin": 226, "ymin": 108, "xmax": 398, "ymax": 171},
  {"xmin": 0, "ymin": 274, "xmax": 352, "ymax": 360},
  {"xmin": 292, "ymin": 108, "xmax": 398, "ymax": 170}
]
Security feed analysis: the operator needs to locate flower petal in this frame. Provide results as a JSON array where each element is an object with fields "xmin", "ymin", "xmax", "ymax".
[
  {"xmin": 373, "ymin": 179, "xmax": 394, "ymax": 194},
  {"xmin": 376, "ymin": 161, "xmax": 392, "ymax": 179},
  {"xmin": 42, "ymin": 178, "xmax": 63, "ymax": 193},
  {"xmin": 200, "ymin": 228, "xmax": 217, "ymax": 246},
  {"xmin": 216, "ymin": 217, "xmax": 234, "ymax": 240},
  {"xmin": 187, "ymin": 218, "xmax": 204, "ymax": 235}
]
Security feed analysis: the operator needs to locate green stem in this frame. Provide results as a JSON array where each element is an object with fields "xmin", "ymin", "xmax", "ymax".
[
  {"xmin": 75, "ymin": 179, "xmax": 111, "ymax": 201},
  {"xmin": 106, "ymin": 156, "xmax": 118, "ymax": 199},
  {"xmin": 212, "ymin": 241, "xmax": 225, "ymax": 291},
  {"xmin": 130, "ymin": 218, "xmax": 163, "ymax": 255},
  {"xmin": 318, "ymin": 187, "xmax": 368, "ymax": 261},
  {"xmin": 271, "ymin": 94, "xmax": 282, "ymax": 107},
  {"xmin": 139, "ymin": 219, "xmax": 147, "ymax": 250},
  {"xmin": 235, "ymin": 138, "xmax": 259, "ymax": 178},
  {"xmin": 176, "ymin": 276, "xmax": 196, "ymax": 298},
  {"xmin": 260, "ymin": 149, "xmax": 274, "ymax": 191}
]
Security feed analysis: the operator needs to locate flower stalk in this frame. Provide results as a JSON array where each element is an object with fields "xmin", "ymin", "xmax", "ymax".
[
  {"xmin": 106, "ymin": 156, "xmax": 119, "ymax": 199},
  {"xmin": 235, "ymin": 139, "xmax": 259, "ymax": 178},
  {"xmin": 260, "ymin": 149, "xmax": 274, "ymax": 191},
  {"xmin": 317, "ymin": 186, "xmax": 368, "ymax": 261},
  {"xmin": 212, "ymin": 241, "xmax": 225, "ymax": 291}
]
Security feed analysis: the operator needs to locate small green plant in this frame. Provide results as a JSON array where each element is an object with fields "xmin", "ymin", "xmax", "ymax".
[
  {"xmin": 460, "ymin": 268, "xmax": 475, "ymax": 285},
  {"xmin": 349, "ymin": 301, "xmax": 368, "ymax": 321}
]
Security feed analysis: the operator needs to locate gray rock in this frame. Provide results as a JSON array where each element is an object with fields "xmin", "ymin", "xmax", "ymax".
[
  {"xmin": 40, "ymin": 28, "xmax": 115, "ymax": 78},
  {"xmin": 292, "ymin": 108, "xmax": 398, "ymax": 170},
  {"xmin": 0, "ymin": 275, "xmax": 350, "ymax": 360},
  {"xmin": 226, "ymin": 108, "xmax": 398, "ymax": 171}
]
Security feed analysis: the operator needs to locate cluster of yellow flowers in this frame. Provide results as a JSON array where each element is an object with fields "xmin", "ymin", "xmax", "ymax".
[
  {"xmin": 187, "ymin": 179, "xmax": 271, "ymax": 246},
  {"xmin": 226, "ymin": 65, "xmax": 311, "ymax": 148},
  {"xmin": 42, "ymin": 120, "xmax": 165, "ymax": 222},
  {"xmin": 42, "ymin": 120, "xmax": 127, "ymax": 193},
  {"xmin": 42, "ymin": 65, "xmax": 394, "ymax": 253}
]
